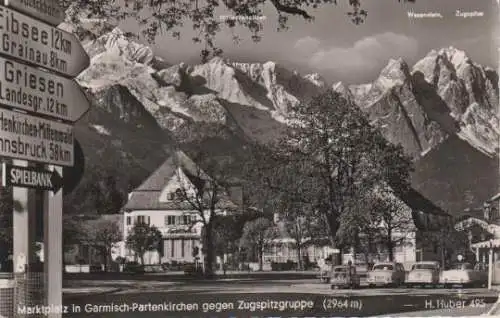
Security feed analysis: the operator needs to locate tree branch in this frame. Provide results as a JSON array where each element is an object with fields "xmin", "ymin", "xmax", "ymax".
[{"xmin": 269, "ymin": 0, "xmax": 312, "ymax": 19}]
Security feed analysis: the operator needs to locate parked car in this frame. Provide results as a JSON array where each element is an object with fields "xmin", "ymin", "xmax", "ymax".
[
  {"xmin": 406, "ymin": 261, "xmax": 441, "ymax": 287},
  {"xmin": 123, "ymin": 261, "xmax": 145, "ymax": 274},
  {"xmin": 317, "ymin": 259, "xmax": 332, "ymax": 283},
  {"xmin": 440, "ymin": 262, "xmax": 488, "ymax": 287},
  {"xmin": 330, "ymin": 265, "xmax": 361, "ymax": 289},
  {"xmin": 366, "ymin": 262, "xmax": 406, "ymax": 287},
  {"xmin": 183, "ymin": 263, "xmax": 203, "ymax": 277},
  {"xmin": 318, "ymin": 267, "xmax": 331, "ymax": 283}
]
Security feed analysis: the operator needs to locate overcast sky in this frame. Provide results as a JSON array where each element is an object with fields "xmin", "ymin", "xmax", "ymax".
[{"xmin": 121, "ymin": 0, "xmax": 499, "ymax": 84}]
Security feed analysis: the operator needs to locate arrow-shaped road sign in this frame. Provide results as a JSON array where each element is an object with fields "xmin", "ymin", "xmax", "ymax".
[
  {"xmin": 2, "ymin": 162, "xmax": 62, "ymax": 193},
  {"xmin": 0, "ymin": 6, "xmax": 90, "ymax": 77},
  {"xmin": 3, "ymin": 0, "xmax": 64, "ymax": 26},
  {"xmin": 0, "ymin": 56, "xmax": 90, "ymax": 122}
]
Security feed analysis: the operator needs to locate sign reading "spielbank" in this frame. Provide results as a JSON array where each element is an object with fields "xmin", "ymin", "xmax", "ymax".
[
  {"xmin": 0, "ymin": 6, "xmax": 89, "ymax": 77},
  {"xmin": 0, "ymin": 56, "xmax": 90, "ymax": 122},
  {"xmin": 0, "ymin": 107, "xmax": 73, "ymax": 166}
]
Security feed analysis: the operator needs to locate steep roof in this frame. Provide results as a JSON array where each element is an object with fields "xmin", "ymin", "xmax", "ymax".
[
  {"xmin": 395, "ymin": 187, "xmax": 450, "ymax": 217},
  {"xmin": 123, "ymin": 150, "xmax": 238, "ymax": 211}
]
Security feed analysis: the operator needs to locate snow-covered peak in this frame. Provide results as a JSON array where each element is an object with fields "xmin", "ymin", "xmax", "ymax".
[
  {"xmin": 438, "ymin": 47, "xmax": 470, "ymax": 68},
  {"xmin": 349, "ymin": 83, "xmax": 372, "ymax": 96},
  {"xmin": 85, "ymin": 27, "xmax": 155, "ymax": 64},
  {"xmin": 333, "ymin": 81, "xmax": 357, "ymax": 106},
  {"xmin": 208, "ymin": 56, "xmax": 228, "ymax": 65},
  {"xmin": 304, "ymin": 73, "xmax": 326, "ymax": 88},
  {"xmin": 332, "ymin": 81, "xmax": 345, "ymax": 91},
  {"xmin": 373, "ymin": 58, "xmax": 410, "ymax": 91},
  {"xmin": 412, "ymin": 47, "xmax": 472, "ymax": 84}
]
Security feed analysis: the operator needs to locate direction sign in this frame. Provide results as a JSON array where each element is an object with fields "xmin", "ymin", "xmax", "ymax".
[
  {"xmin": 2, "ymin": 162, "xmax": 62, "ymax": 192},
  {"xmin": 3, "ymin": 0, "xmax": 64, "ymax": 26},
  {"xmin": 0, "ymin": 6, "xmax": 90, "ymax": 77},
  {"xmin": 0, "ymin": 56, "xmax": 90, "ymax": 122},
  {"xmin": 0, "ymin": 108, "xmax": 73, "ymax": 166}
]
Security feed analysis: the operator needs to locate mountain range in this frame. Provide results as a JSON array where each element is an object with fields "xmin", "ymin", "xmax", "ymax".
[{"xmin": 62, "ymin": 24, "xmax": 499, "ymax": 217}]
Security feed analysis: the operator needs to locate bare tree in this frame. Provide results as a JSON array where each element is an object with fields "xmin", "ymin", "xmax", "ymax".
[
  {"xmin": 368, "ymin": 189, "xmax": 414, "ymax": 261},
  {"xmin": 281, "ymin": 212, "xmax": 316, "ymax": 270},
  {"xmin": 126, "ymin": 222, "xmax": 163, "ymax": 265},
  {"xmin": 172, "ymin": 150, "xmax": 239, "ymax": 278},
  {"xmin": 283, "ymin": 89, "xmax": 412, "ymax": 259},
  {"xmin": 85, "ymin": 218, "xmax": 122, "ymax": 271},
  {"xmin": 239, "ymin": 217, "xmax": 279, "ymax": 271}
]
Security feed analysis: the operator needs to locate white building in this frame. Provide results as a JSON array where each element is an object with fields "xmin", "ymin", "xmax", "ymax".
[
  {"xmin": 121, "ymin": 150, "xmax": 240, "ymax": 265},
  {"xmin": 263, "ymin": 187, "xmax": 452, "ymax": 270}
]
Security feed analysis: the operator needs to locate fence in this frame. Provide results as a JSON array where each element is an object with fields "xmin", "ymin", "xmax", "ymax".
[{"xmin": 0, "ymin": 272, "xmax": 45, "ymax": 318}]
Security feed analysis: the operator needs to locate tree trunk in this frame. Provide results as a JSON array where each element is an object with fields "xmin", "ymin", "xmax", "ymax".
[
  {"xmin": 103, "ymin": 248, "xmax": 109, "ymax": 272},
  {"xmin": 258, "ymin": 247, "xmax": 263, "ymax": 271},
  {"xmin": 440, "ymin": 232, "xmax": 445, "ymax": 268},
  {"xmin": 296, "ymin": 243, "xmax": 303, "ymax": 271},
  {"xmin": 140, "ymin": 253, "xmax": 145, "ymax": 266},
  {"xmin": 363, "ymin": 248, "xmax": 369, "ymax": 266},
  {"xmin": 203, "ymin": 223, "xmax": 215, "ymax": 278},
  {"xmin": 338, "ymin": 247, "xmax": 343, "ymax": 265},
  {"xmin": 386, "ymin": 231, "xmax": 394, "ymax": 262}
]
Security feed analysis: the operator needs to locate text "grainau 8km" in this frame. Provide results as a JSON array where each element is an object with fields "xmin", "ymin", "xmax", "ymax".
[{"xmin": 0, "ymin": 6, "xmax": 89, "ymax": 77}]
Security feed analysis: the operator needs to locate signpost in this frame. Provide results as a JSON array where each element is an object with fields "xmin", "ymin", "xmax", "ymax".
[
  {"xmin": 0, "ymin": 56, "xmax": 90, "ymax": 121},
  {"xmin": 2, "ymin": 162, "xmax": 63, "ymax": 192},
  {"xmin": 0, "ymin": 107, "xmax": 74, "ymax": 166},
  {"xmin": 0, "ymin": 6, "xmax": 90, "ymax": 77},
  {"xmin": 3, "ymin": 0, "xmax": 64, "ymax": 26},
  {"xmin": 0, "ymin": 0, "xmax": 90, "ymax": 316}
]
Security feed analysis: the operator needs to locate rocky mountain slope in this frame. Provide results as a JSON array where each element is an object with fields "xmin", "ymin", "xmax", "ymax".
[{"xmin": 69, "ymin": 26, "xmax": 498, "ymax": 216}]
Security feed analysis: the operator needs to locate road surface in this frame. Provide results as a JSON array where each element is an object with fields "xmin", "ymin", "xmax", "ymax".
[{"xmin": 61, "ymin": 279, "xmax": 499, "ymax": 317}]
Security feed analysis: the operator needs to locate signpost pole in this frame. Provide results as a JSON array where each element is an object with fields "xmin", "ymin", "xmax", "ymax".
[
  {"xmin": 0, "ymin": 0, "xmax": 88, "ymax": 315},
  {"xmin": 12, "ymin": 159, "xmax": 37, "ymax": 313},
  {"xmin": 43, "ymin": 165, "xmax": 63, "ymax": 318}
]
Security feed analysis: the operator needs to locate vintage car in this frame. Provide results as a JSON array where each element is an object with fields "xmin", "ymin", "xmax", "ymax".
[
  {"xmin": 406, "ymin": 261, "xmax": 441, "ymax": 287},
  {"xmin": 330, "ymin": 265, "xmax": 361, "ymax": 289},
  {"xmin": 317, "ymin": 260, "xmax": 332, "ymax": 283},
  {"xmin": 318, "ymin": 267, "xmax": 331, "ymax": 283},
  {"xmin": 366, "ymin": 262, "xmax": 406, "ymax": 287},
  {"xmin": 439, "ymin": 262, "xmax": 488, "ymax": 287}
]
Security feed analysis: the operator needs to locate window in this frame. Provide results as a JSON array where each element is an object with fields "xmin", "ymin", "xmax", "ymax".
[
  {"xmin": 136, "ymin": 215, "xmax": 150, "ymax": 224},
  {"xmin": 166, "ymin": 215, "xmax": 176, "ymax": 225},
  {"xmin": 175, "ymin": 188, "xmax": 183, "ymax": 199},
  {"xmin": 373, "ymin": 264, "xmax": 393, "ymax": 271},
  {"xmin": 137, "ymin": 215, "xmax": 145, "ymax": 224},
  {"xmin": 163, "ymin": 240, "xmax": 168, "ymax": 257},
  {"xmin": 167, "ymin": 188, "xmax": 184, "ymax": 201},
  {"xmin": 181, "ymin": 239, "xmax": 185, "ymax": 257},
  {"xmin": 126, "ymin": 216, "xmax": 131, "ymax": 225},
  {"xmin": 412, "ymin": 263, "xmax": 438, "ymax": 270},
  {"xmin": 183, "ymin": 215, "xmax": 192, "ymax": 225},
  {"xmin": 171, "ymin": 240, "xmax": 175, "ymax": 258}
]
